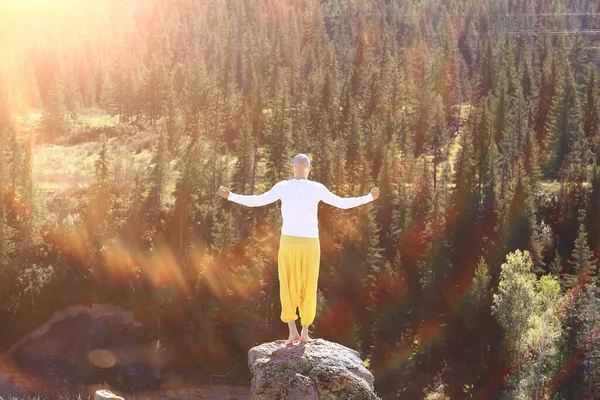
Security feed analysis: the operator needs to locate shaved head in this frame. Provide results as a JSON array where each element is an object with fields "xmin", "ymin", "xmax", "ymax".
[{"xmin": 292, "ymin": 153, "xmax": 311, "ymax": 168}]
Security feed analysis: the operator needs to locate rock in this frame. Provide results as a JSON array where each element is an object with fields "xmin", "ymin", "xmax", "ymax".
[
  {"xmin": 248, "ymin": 338, "xmax": 381, "ymax": 400},
  {"xmin": 94, "ymin": 389, "xmax": 124, "ymax": 399},
  {"xmin": 6, "ymin": 304, "xmax": 162, "ymax": 392}
]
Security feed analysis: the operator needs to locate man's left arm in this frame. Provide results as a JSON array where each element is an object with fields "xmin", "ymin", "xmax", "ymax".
[{"xmin": 226, "ymin": 181, "xmax": 284, "ymax": 207}]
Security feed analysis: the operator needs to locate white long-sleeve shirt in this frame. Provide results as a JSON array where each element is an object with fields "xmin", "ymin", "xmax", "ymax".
[{"xmin": 227, "ymin": 178, "xmax": 374, "ymax": 238}]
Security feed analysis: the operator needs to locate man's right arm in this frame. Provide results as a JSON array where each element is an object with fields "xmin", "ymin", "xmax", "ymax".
[
  {"xmin": 227, "ymin": 181, "xmax": 283, "ymax": 207},
  {"xmin": 318, "ymin": 183, "xmax": 374, "ymax": 209}
]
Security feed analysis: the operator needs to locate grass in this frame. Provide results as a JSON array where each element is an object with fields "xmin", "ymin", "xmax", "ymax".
[{"xmin": 33, "ymin": 126, "xmax": 158, "ymax": 196}]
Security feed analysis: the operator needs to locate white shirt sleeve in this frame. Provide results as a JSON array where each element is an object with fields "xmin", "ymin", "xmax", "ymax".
[
  {"xmin": 228, "ymin": 181, "xmax": 283, "ymax": 207},
  {"xmin": 318, "ymin": 183, "xmax": 374, "ymax": 209}
]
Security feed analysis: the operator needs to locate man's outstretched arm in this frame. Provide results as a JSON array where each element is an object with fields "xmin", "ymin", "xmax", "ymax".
[
  {"xmin": 319, "ymin": 184, "xmax": 379, "ymax": 209},
  {"xmin": 218, "ymin": 182, "xmax": 283, "ymax": 207}
]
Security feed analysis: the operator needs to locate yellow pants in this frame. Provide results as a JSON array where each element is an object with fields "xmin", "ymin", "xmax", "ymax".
[{"xmin": 278, "ymin": 234, "xmax": 321, "ymax": 326}]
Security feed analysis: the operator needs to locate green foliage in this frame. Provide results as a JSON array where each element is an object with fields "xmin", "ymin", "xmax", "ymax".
[{"xmin": 492, "ymin": 250, "xmax": 565, "ymax": 399}]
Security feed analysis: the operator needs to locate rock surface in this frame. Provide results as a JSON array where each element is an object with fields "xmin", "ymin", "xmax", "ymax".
[
  {"xmin": 248, "ymin": 338, "xmax": 381, "ymax": 400},
  {"xmin": 95, "ymin": 389, "xmax": 125, "ymax": 399}
]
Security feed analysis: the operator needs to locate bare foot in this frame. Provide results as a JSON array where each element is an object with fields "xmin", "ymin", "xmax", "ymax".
[
  {"xmin": 285, "ymin": 333, "xmax": 301, "ymax": 345},
  {"xmin": 300, "ymin": 331, "xmax": 313, "ymax": 343}
]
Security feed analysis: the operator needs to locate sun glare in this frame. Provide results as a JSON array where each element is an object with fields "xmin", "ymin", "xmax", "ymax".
[{"xmin": 7, "ymin": 0, "xmax": 46, "ymax": 10}]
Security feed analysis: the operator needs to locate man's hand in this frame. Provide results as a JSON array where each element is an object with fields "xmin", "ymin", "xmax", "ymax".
[
  {"xmin": 218, "ymin": 185, "xmax": 230, "ymax": 199},
  {"xmin": 371, "ymin": 187, "xmax": 380, "ymax": 200}
]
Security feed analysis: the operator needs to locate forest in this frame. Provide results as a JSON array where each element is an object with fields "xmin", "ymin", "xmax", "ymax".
[{"xmin": 0, "ymin": 0, "xmax": 599, "ymax": 398}]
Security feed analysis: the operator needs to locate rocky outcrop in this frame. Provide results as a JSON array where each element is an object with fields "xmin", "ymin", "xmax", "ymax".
[
  {"xmin": 5, "ymin": 303, "xmax": 162, "ymax": 393},
  {"xmin": 248, "ymin": 338, "xmax": 381, "ymax": 400}
]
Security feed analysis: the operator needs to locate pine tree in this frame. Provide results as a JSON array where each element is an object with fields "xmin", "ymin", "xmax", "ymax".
[
  {"xmin": 357, "ymin": 205, "xmax": 384, "ymax": 359},
  {"xmin": 491, "ymin": 68, "xmax": 510, "ymax": 149},
  {"xmin": 61, "ymin": 66, "xmax": 80, "ymax": 122},
  {"xmin": 345, "ymin": 114, "xmax": 365, "ymax": 193},
  {"xmin": 103, "ymin": 55, "xmax": 131, "ymax": 124},
  {"xmin": 41, "ymin": 73, "xmax": 67, "ymax": 142},
  {"xmin": 163, "ymin": 71, "xmax": 184, "ymax": 154},
  {"xmin": 534, "ymin": 52, "xmax": 558, "ymax": 157},
  {"xmin": 582, "ymin": 67, "xmax": 599, "ymax": 154},
  {"xmin": 232, "ymin": 112, "xmax": 254, "ymax": 194},
  {"xmin": 428, "ymin": 94, "xmax": 448, "ymax": 189},
  {"xmin": 563, "ymin": 209, "xmax": 598, "ymax": 289},
  {"xmin": 478, "ymin": 38, "xmax": 494, "ymax": 99},
  {"xmin": 265, "ymin": 83, "xmax": 292, "ymax": 186},
  {"xmin": 146, "ymin": 54, "xmax": 167, "ymax": 125},
  {"xmin": 474, "ymin": 96, "xmax": 493, "ymax": 196},
  {"xmin": 549, "ymin": 248, "xmax": 564, "ymax": 277},
  {"xmin": 468, "ymin": 256, "xmax": 492, "ymax": 366},
  {"xmin": 408, "ymin": 37, "xmax": 431, "ymax": 157},
  {"xmin": 544, "ymin": 60, "xmax": 580, "ymax": 179},
  {"xmin": 312, "ymin": 116, "xmax": 334, "ymax": 188},
  {"xmin": 145, "ymin": 131, "xmax": 170, "ymax": 234}
]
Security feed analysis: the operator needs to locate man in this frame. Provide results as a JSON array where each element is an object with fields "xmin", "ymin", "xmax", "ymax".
[{"xmin": 217, "ymin": 153, "xmax": 379, "ymax": 345}]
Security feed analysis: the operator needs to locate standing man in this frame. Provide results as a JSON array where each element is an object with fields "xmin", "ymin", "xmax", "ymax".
[{"xmin": 218, "ymin": 154, "xmax": 379, "ymax": 345}]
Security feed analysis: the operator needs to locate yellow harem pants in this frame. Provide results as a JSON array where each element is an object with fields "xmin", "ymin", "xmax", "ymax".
[{"xmin": 278, "ymin": 234, "xmax": 321, "ymax": 326}]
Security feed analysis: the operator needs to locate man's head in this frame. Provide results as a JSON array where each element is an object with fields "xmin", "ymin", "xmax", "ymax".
[{"xmin": 291, "ymin": 153, "xmax": 312, "ymax": 179}]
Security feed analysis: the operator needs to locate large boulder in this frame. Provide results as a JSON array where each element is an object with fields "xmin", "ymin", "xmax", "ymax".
[
  {"xmin": 248, "ymin": 338, "xmax": 381, "ymax": 400},
  {"xmin": 5, "ymin": 303, "xmax": 163, "ymax": 395}
]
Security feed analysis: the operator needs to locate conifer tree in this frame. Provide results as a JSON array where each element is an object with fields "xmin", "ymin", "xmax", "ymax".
[
  {"xmin": 312, "ymin": 116, "xmax": 334, "ymax": 188},
  {"xmin": 357, "ymin": 205, "xmax": 384, "ymax": 358},
  {"xmin": 41, "ymin": 73, "xmax": 67, "ymax": 142},
  {"xmin": 428, "ymin": 95, "xmax": 449, "ymax": 188},
  {"xmin": 146, "ymin": 54, "xmax": 167, "ymax": 126},
  {"xmin": 145, "ymin": 131, "xmax": 170, "ymax": 233},
  {"xmin": 544, "ymin": 61, "xmax": 580, "ymax": 179},
  {"xmin": 232, "ymin": 112, "xmax": 254, "ymax": 194},
  {"xmin": 103, "ymin": 55, "xmax": 131, "ymax": 124},
  {"xmin": 582, "ymin": 67, "xmax": 599, "ymax": 153},
  {"xmin": 62, "ymin": 66, "xmax": 80, "ymax": 122},
  {"xmin": 265, "ymin": 83, "xmax": 291, "ymax": 186},
  {"xmin": 563, "ymin": 209, "xmax": 598, "ymax": 289},
  {"xmin": 534, "ymin": 52, "xmax": 558, "ymax": 157},
  {"xmin": 468, "ymin": 256, "xmax": 492, "ymax": 366},
  {"xmin": 474, "ymin": 97, "xmax": 493, "ymax": 196},
  {"xmin": 345, "ymin": 114, "xmax": 365, "ymax": 192}
]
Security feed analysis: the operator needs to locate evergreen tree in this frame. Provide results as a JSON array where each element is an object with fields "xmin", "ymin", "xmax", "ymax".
[
  {"xmin": 145, "ymin": 131, "xmax": 170, "ymax": 235},
  {"xmin": 265, "ymin": 83, "xmax": 292, "ymax": 186},
  {"xmin": 232, "ymin": 112, "xmax": 254, "ymax": 194},
  {"xmin": 544, "ymin": 61, "xmax": 580, "ymax": 179},
  {"xmin": 41, "ymin": 73, "xmax": 67, "ymax": 142},
  {"xmin": 146, "ymin": 54, "xmax": 167, "ymax": 125},
  {"xmin": 62, "ymin": 66, "xmax": 80, "ymax": 122},
  {"xmin": 467, "ymin": 256, "xmax": 492, "ymax": 367},
  {"xmin": 563, "ymin": 209, "xmax": 598, "ymax": 289},
  {"xmin": 582, "ymin": 67, "xmax": 599, "ymax": 155},
  {"xmin": 428, "ymin": 94, "xmax": 448, "ymax": 189}
]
